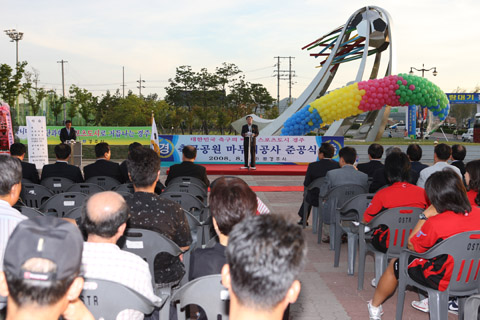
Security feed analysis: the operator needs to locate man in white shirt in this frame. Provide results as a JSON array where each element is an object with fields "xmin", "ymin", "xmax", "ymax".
[
  {"xmin": 416, "ymin": 143, "xmax": 462, "ymax": 188},
  {"xmin": 0, "ymin": 155, "xmax": 27, "ymax": 268},
  {"xmin": 81, "ymin": 191, "xmax": 162, "ymax": 320}
]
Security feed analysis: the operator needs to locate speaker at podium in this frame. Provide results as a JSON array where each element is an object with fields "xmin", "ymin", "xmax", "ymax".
[{"xmin": 65, "ymin": 140, "xmax": 82, "ymax": 167}]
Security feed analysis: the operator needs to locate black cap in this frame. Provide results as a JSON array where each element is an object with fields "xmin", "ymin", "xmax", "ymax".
[{"xmin": 3, "ymin": 217, "xmax": 83, "ymax": 283}]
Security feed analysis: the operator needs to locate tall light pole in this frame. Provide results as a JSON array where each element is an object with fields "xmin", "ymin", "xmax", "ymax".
[
  {"xmin": 4, "ymin": 29, "xmax": 24, "ymax": 124},
  {"xmin": 409, "ymin": 64, "xmax": 438, "ymax": 139}
]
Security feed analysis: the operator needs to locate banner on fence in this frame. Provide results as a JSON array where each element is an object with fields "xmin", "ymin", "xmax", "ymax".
[
  {"xmin": 157, "ymin": 135, "xmax": 344, "ymax": 164},
  {"xmin": 26, "ymin": 116, "xmax": 49, "ymax": 169}
]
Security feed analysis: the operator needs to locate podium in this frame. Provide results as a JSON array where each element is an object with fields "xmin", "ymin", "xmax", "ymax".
[{"xmin": 66, "ymin": 141, "xmax": 82, "ymax": 167}]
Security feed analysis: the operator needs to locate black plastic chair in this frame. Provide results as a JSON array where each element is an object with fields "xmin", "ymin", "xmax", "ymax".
[
  {"xmin": 41, "ymin": 177, "xmax": 75, "ymax": 194},
  {"xmin": 85, "ymin": 176, "xmax": 121, "ymax": 190},
  {"xmin": 168, "ymin": 176, "xmax": 208, "ymax": 191},
  {"xmin": 66, "ymin": 183, "xmax": 105, "ymax": 195},
  {"xmin": 113, "ymin": 183, "xmax": 135, "ymax": 194},
  {"xmin": 164, "ymin": 183, "xmax": 207, "ymax": 205},
  {"xmin": 301, "ymin": 177, "xmax": 324, "ymax": 229},
  {"xmin": 20, "ymin": 183, "xmax": 53, "ymax": 208},
  {"xmin": 19, "ymin": 206, "xmax": 45, "ymax": 218},
  {"xmin": 160, "ymin": 192, "xmax": 207, "ymax": 218},
  {"xmin": 39, "ymin": 192, "xmax": 87, "ymax": 217}
]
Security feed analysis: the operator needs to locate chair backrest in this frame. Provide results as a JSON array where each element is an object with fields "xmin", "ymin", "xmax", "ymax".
[
  {"xmin": 307, "ymin": 177, "xmax": 325, "ymax": 190},
  {"xmin": 172, "ymin": 274, "xmax": 229, "ymax": 320},
  {"xmin": 369, "ymin": 207, "xmax": 423, "ymax": 256},
  {"xmin": 164, "ymin": 183, "xmax": 207, "ymax": 204},
  {"xmin": 338, "ymin": 193, "xmax": 375, "ymax": 220},
  {"xmin": 41, "ymin": 177, "xmax": 75, "ymax": 194},
  {"xmin": 322, "ymin": 184, "xmax": 367, "ymax": 224},
  {"xmin": 81, "ymin": 278, "xmax": 155, "ymax": 320},
  {"xmin": 64, "ymin": 206, "xmax": 83, "ymax": 220},
  {"xmin": 160, "ymin": 192, "xmax": 206, "ymax": 217},
  {"xmin": 39, "ymin": 192, "xmax": 87, "ymax": 217},
  {"xmin": 183, "ymin": 209, "xmax": 202, "ymax": 246},
  {"xmin": 19, "ymin": 206, "xmax": 44, "ymax": 219},
  {"xmin": 113, "ymin": 183, "xmax": 135, "ymax": 194},
  {"xmin": 20, "ymin": 183, "xmax": 54, "ymax": 208},
  {"xmin": 168, "ymin": 176, "xmax": 208, "ymax": 191},
  {"xmin": 423, "ymin": 230, "xmax": 480, "ymax": 296},
  {"xmin": 85, "ymin": 176, "xmax": 121, "ymax": 190},
  {"xmin": 120, "ymin": 228, "xmax": 183, "ymax": 285},
  {"xmin": 66, "ymin": 183, "xmax": 105, "ymax": 195}
]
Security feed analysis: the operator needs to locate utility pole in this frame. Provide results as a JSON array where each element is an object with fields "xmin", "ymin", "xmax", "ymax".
[
  {"xmin": 121, "ymin": 66, "xmax": 126, "ymax": 98},
  {"xmin": 273, "ymin": 56, "xmax": 295, "ymax": 111},
  {"xmin": 57, "ymin": 60, "xmax": 68, "ymax": 124},
  {"xmin": 137, "ymin": 75, "xmax": 145, "ymax": 97},
  {"xmin": 4, "ymin": 29, "xmax": 24, "ymax": 125}
]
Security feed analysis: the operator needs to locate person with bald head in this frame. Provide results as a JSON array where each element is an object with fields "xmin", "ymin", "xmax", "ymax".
[{"xmin": 80, "ymin": 191, "xmax": 162, "ymax": 320}]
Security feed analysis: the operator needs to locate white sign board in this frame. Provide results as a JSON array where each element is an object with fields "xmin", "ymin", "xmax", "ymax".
[{"xmin": 26, "ymin": 116, "xmax": 49, "ymax": 169}]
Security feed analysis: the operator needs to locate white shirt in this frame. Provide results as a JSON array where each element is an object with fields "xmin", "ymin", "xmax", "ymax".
[
  {"xmin": 82, "ymin": 242, "xmax": 162, "ymax": 320},
  {"xmin": 416, "ymin": 161, "xmax": 462, "ymax": 188},
  {"xmin": 0, "ymin": 200, "xmax": 27, "ymax": 270}
]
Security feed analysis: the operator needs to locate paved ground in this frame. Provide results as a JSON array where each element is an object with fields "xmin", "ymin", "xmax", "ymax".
[{"xmin": 210, "ymin": 173, "xmax": 458, "ymax": 320}]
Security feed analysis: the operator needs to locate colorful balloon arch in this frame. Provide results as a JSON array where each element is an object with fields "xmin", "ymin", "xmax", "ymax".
[{"xmin": 280, "ymin": 74, "xmax": 450, "ymax": 136}]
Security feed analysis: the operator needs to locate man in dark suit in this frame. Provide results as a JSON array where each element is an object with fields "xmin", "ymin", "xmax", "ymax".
[
  {"xmin": 120, "ymin": 142, "xmax": 142, "ymax": 183},
  {"xmin": 59, "ymin": 120, "xmax": 77, "ymax": 143},
  {"xmin": 240, "ymin": 116, "xmax": 259, "ymax": 170},
  {"xmin": 83, "ymin": 142, "xmax": 124, "ymax": 183},
  {"xmin": 9, "ymin": 142, "xmax": 40, "ymax": 184},
  {"xmin": 451, "ymin": 144, "xmax": 466, "ymax": 175},
  {"xmin": 297, "ymin": 143, "xmax": 340, "ymax": 224},
  {"xmin": 357, "ymin": 143, "xmax": 384, "ymax": 178},
  {"xmin": 406, "ymin": 144, "xmax": 428, "ymax": 174},
  {"xmin": 41, "ymin": 144, "xmax": 84, "ymax": 183},
  {"xmin": 165, "ymin": 145, "xmax": 210, "ymax": 187}
]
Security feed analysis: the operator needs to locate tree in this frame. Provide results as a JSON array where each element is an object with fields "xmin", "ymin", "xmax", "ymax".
[
  {"xmin": 0, "ymin": 61, "xmax": 27, "ymax": 125},
  {"xmin": 48, "ymin": 91, "xmax": 64, "ymax": 125},
  {"xmin": 69, "ymin": 85, "xmax": 97, "ymax": 125},
  {"xmin": 23, "ymin": 68, "xmax": 48, "ymax": 116}
]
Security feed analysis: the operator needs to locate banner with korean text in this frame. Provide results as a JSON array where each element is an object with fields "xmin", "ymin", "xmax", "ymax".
[
  {"xmin": 26, "ymin": 116, "xmax": 49, "ymax": 169},
  {"xmin": 157, "ymin": 135, "xmax": 344, "ymax": 165}
]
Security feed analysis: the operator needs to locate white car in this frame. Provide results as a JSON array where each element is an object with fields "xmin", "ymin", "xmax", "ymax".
[
  {"xmin": 415, "ymin": 128, "xmax": 430, "ymax": 139},
  {"xmin": 462, "ymin": 128, "xmax": 474, "ymax": 142}
]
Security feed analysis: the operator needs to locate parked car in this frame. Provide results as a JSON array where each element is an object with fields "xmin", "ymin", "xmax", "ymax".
[{"xmin": 462, "ymin": 128, "xmax": 474, "ymax": 142}]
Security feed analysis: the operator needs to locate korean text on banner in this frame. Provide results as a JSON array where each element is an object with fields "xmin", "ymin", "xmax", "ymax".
[{"xmin": 26, "ymin": 116, "xmax": 49, "ymax": 169}]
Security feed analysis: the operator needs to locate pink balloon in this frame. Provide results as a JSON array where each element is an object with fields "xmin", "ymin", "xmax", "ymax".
[{"xmin": 409, "ymin": 84, "xmax": 415, "ymax": 90}]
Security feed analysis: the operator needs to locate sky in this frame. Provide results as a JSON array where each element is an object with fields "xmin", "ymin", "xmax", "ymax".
[{"xmin": 1, "ymin": 0, "xmax": 479, "ymax": 102}]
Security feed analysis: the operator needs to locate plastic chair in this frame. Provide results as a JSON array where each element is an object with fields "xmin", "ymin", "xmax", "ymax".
[
  {"xmin": 19, "ymin": 206, "xmax": 45, "ymax": 219},
  {"xmin": 464, "ymin": 294, "xmax": 480, "ymax": 319},
  {"xmin": 334, "ymin": 193, "xmax": 374, "ymax": 275},
  {"xmin": 85, "ymin": 176, "xmax": 121, "ymax": 190},
  {"xmin": 168, "ymin": 176, "xmax": 208, "ymax": 191},
  {"xmin": 20, "ymin": 183, "xmax": 53, "ymax": 208},
  {"xmin": 81, "ymin": 278, "xmax": 160, "ymax": 320},
  {"xmin": 41, "ymin": 177, "xmax": 75, "ymax": 194},
  {"xmin": 396, "ymin": 231, "xmax": 480, "ymax": 320},
  {"xmin": 171, "ymin": 274, "xmax": 229, "ymax": 320},
  {"xmin": 64, "ymin": 206, "xmax": 83, "ymax": 220},
  {"xmin": 164, "ymin": 183, "xmax": 208, "ymax": 205},
  {"xmin": 160, "ymin": 192, "xmax": 206, "ymax": 218},
  {"xmin": 301, "ymin": 177, "xmax": 324, "ymax": 229},
  {"xmin": 39, "ymin": 192, "xmax": 87, "ymax": 217},
  {"xmin": 66, "ymin": 183, "xmax": 105, "ymax": 195},
  {"xmin": 113, "ymin": 183, "xmax": 135, "ymax": 194},
  {"xmin": 357, "ymin": 207, "xmax": 423, "ymax": 290},
  {"xmin": 316, "ymin": 184, "xmax": 367, "ymax": 249}
]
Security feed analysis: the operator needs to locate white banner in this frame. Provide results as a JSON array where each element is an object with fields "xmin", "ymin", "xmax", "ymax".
[{"xmin": 26, "ymin": 116, "xmax": 49, "ymax": 169}]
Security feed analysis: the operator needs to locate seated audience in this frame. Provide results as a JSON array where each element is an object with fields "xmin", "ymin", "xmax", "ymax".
[
  {"xmin": 83, "ymin": 142, "xmax": 124, "ymax": 183},
  {"xmin": 222, "ymin": 214, "xmax": 306, "ymax": 320},
  {"xmin": 81, "ymin": 191, "xmax": 162, "ymax": 319},
  {"xmin": 368, "ymin": 169, "xmax": 480, "ymax": 319},
  {"xmin": 451, "ymin": 144, "xmax": 466, "ymax": 175},
  {"xmin": 0, "ymin": 216, "xmax": 93, "ymax": 320},
  {"xmin": 189, "ymin": 177, "xmax": 257, "ymax": 280},
  {"xmin": 406, "ymin": 144, "xmax": 428, "ymax": 174},
  {"xmin": 164, "ymin": 145, "xmax": 210, "ymax": 187},
  {"xmin": 416, "ymin": 143, "xmax": 461, "ymax": 188},
  {"xmin": 297, "ymin": 142, "xmax": 339, "ymax": 225},
  {"xmin": 363, "ymin": 152, "xmax": 428, "ymax": 255},
  {"xmin": 0, "ymin": 155, "xmax": 27, "ymax": 266},
  {"xmin": 357, "ymin": 143, "xmax": 384, "ymax": 178},
  {"xmin": 41, "ymin": 144, "xmax": 84, "ymax": 183},
  {"xmin": 120, "ymin": 142, "xmax": 142, "ymax": 183},
  {"xmin": 9, "ymin": 142, "xmax": 40, "ymax": 184},
  {"xmin": 126, "ymin": 147, "xmax": 192, "ymax": 285},
  {"xmin": 465, "ymin": 159, "xmax": 480, "ymax": 207}
]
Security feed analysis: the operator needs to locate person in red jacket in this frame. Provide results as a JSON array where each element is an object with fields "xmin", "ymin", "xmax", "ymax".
[{"xmin": 465, "ymin": 159, "xmax": 480, "ymax": 207}]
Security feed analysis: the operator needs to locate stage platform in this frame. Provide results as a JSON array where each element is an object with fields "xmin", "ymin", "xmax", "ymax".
[{"xmin": 203, "ymin": 164, "xmax": 308, "ymax": 176}]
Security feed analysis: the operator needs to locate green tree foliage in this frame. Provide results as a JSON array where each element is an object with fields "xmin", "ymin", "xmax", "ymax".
[
  {"xmin": 69, "ymin": 85, "xmax": 97, "ymax": 125},
  {"xmin": 23, "ymin": 68, "xmax": 48, "ymax": 116},
  {"xmin": 0, "ymin": 61, "xmax": 27, "ymax": 125},
  {"xmin": 48, "ymin": 91, "xmax": 64, "ymax": 125}
]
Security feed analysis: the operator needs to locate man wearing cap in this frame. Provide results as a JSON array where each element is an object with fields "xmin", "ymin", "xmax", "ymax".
[
  {"xmin": 0, "ymin": 216, "xmax": 93, "ymax": 320},
  {"xmin": 81, "ymin": 191, "xmax": 161, "ymax": 319},
  {"xmin": 0, "ymin": 155, "xmax": 27, "ymax": 268},
  {"xmin": 241, "ymin": 116, "xmax": 259, "ymax": 170}
]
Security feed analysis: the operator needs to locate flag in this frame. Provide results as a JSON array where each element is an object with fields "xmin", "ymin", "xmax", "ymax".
[{"xmin": 150, "ymin": 115, "xmax": 160, "ymax": 156}]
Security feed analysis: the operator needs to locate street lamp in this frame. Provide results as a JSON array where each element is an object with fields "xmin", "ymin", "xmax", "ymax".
[
  {"xmin": 4, "ymin": 29, "xmax": 24, "ymax": 69},
  {"xmin": 409, "ymin": 64, "xmax": 438, "ymax": 139}
]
